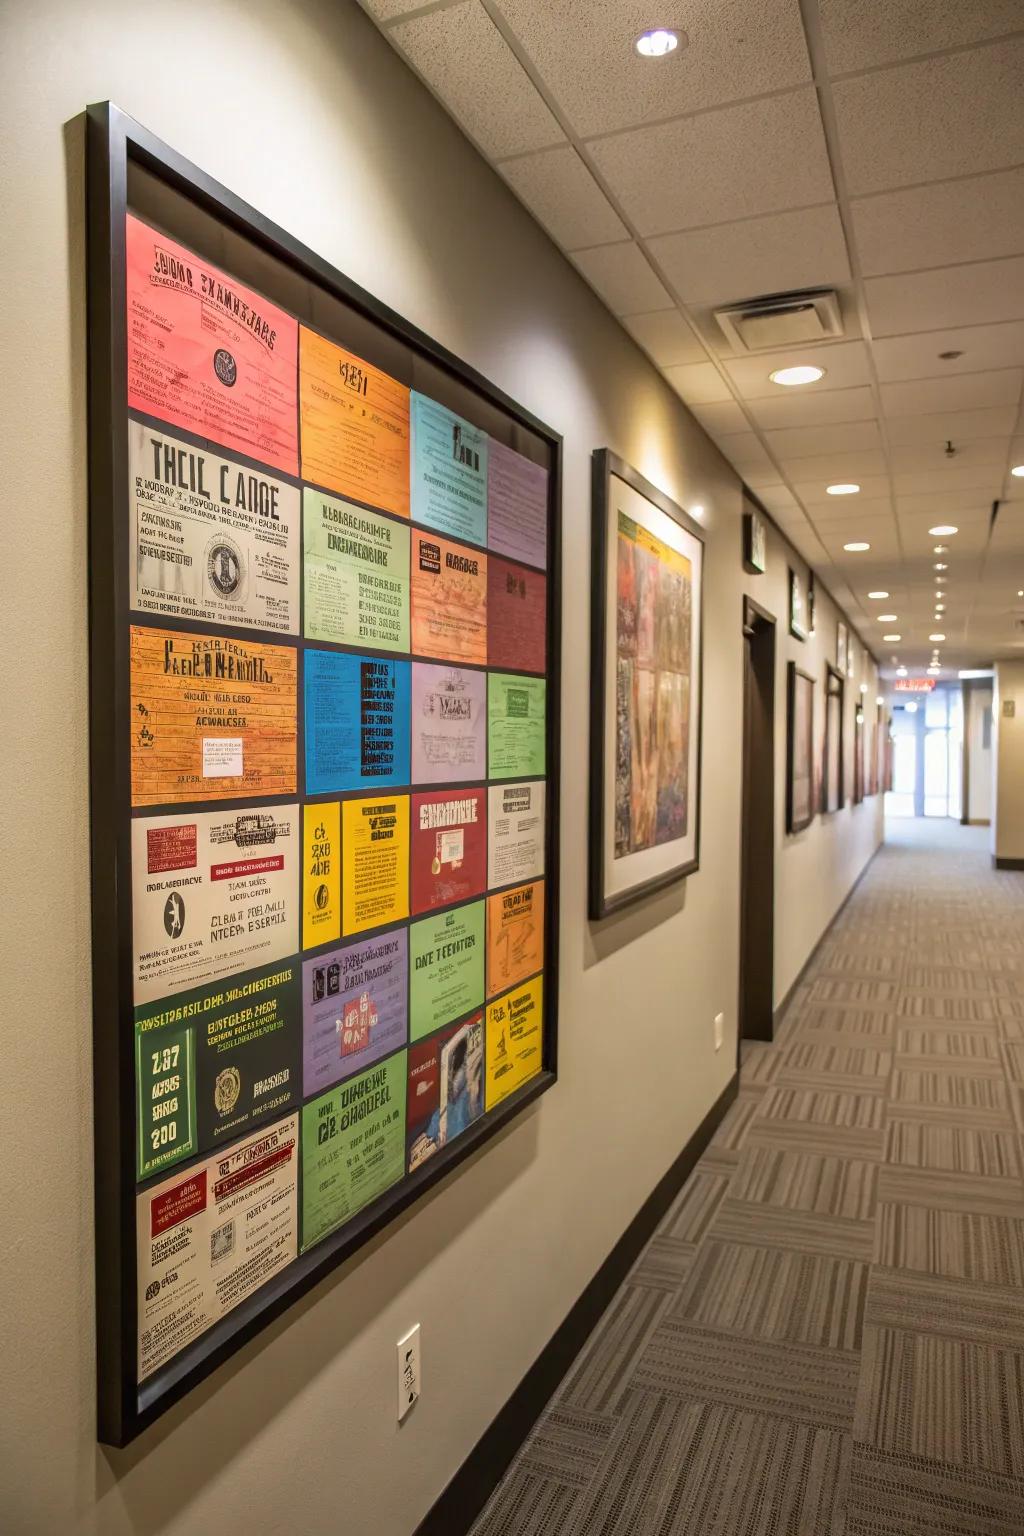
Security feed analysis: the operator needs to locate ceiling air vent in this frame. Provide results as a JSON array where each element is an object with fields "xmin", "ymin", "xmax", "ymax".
[{"xmin": 714, "ymin": 290, "xmax": 844, "ymax": 354}]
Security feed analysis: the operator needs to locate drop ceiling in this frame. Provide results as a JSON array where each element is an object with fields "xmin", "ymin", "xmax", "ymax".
[{"xmin": 360, "ymin": 0, "xmax": 1024, "ymax": 674}]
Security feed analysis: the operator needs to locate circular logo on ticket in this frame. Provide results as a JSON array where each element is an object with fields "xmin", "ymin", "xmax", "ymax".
[
  {"xmin": 213, "ymin": 348, "xmax": 237, "ymax": 387},
  {"xmin": 214, "ymin": 1066, "xmax": 242, "ymax": 1117},
  {"xmin": 314, "ymin": 883, "xmax": 330, "ymax": 911},
  {"xmin": 162, "ymin": 891, "xmax": 186, "ymax": 938},
  {"xmin": 206, "ymin": 535, "xmax": 245, "ymax": 601}
]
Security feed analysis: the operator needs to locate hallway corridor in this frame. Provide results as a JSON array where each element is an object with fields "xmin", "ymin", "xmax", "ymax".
[{"xmin": 473, "ymin": 824, "xmax": 1024, "ymax": 1535}]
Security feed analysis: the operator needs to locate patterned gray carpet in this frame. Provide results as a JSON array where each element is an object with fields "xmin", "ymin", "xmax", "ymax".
[{"xmin": 470, "ymin": 821, "xmax": 1024, "ymax": 1535}]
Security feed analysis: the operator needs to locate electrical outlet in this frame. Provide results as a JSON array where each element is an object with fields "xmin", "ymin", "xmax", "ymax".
[
  {"xmin": 713, "ymin": 1013, "xmax": 724, "ymax": 1052},
  {"xmin": 397, "ymin": 1324, "xmax": 420, "ymax": 1422}
]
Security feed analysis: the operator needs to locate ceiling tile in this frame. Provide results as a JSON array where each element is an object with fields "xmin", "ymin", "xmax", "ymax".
[
  {"xmin": 892, "ymin": 466, "xmax": 1003, "ymax": 496},
  {"xmin": 713, "ymin": 432, "xmax": 777, "ymax": 474},
  {"xmin": 818, "ymin": 0, "xmax": 1024, "ymax": 75},
  {"xmin": 833, "ymin": 40, "xmax": 1024, "ymax": 196},
  {"xmin": 500, "ymin": 145, "xmax": 627, "ymax": 248},
  {"xmin": 850, "ymin": 169, "xmax": 1024, "ymax": 279},
  {"xmin": 772, "ymin": 447, "xmax": 887, "ymax": 480},
  {"xmin": 391, "ymin": 1, "xmax": 564, "ymax": 159},
  {"xmin": 571, "ymin": 242, "xmax": 671, "ymax": 314},
  {"xmin": 620, "ymin": 309, "xmax": 707, "ymax": 367},
  {"xmin": 885, "ymin": 407, "xmax": 1020, "ymax": 446},
  {"xmin": 662, "ymin": 361, "xmax": 734, "ymax": 404},
  {"xmin": 647, "ymin": 204, "xmax": 849, "ymax": 306},
  {"xmin": 685, "ymin": 399, "xmax": 751, "ymax": 434},
  {"xmin": 755, "ymin": 485, "xmax": 802, "ymax": 515},
  {"xmin": 865, "ymin": 258, "xmax": 1024, "ymax": 338},
  {"xmin": 881, "ymin": 371, "xmax": 1023, "ymax": 416},
  {"xmin": 491, "ymin": 0, "xmax": 811, "ymax": 140},
  {"xmin": 890, "ymin": 439, "xmax": 1010, "ymax": 473},
  {"xmin": 726, "ymin": 339, "xmax": 871, "ymax": 398},
  {"xmin": 765, "ymin": 420, "xmax": 882, "ymax": 459},
  {"xmin": 873, "ymin": 322, "xmax": 1024, "ymax": 383},
  {"xmin": 806, "ymin": 496, "xmax": 893, "ymax": 523},
  {"xmin": 748, "ymin": 385, "xmax": 876, "ymax": 429},
  {"xmin": 362, "ymin": 0, "xmax": 436, "ymax": 16},
  {"xmin": 895, "ymin": 492, "xmax": 992, "ymax": 518},
  {"xmin": 588, "ymin": 88, "xmax": 833, "ymax": 237}
]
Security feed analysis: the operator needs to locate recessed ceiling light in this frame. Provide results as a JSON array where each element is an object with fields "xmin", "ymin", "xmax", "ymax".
[
  {"xmin": 929, "ymin": 524, "xmax": 958, "ymax": 536},
  {"xmin": 927, "ymin": 666, "xmax": 941, "ymax": 675},
  {"xmin": 769, "ymin": 365, "xmax": 824, "ymax": 387},
  {"xmin": 905, "ymin": 701, "xmax": 918, "ymax": 712},
  {"xmin": 934, "ymin": 563, "xmax": 947, "ymax": 571},
  {"xmin": 635, "ymin": 28, "xmax": 681, "ymax": 55},
  {"xmin": 867, "ymin": 590, "xmax": 889, "ymax": 599},
  {"xmin": 929, "ymin": 632, "xmax": 945, "ymax": 641},
  {"xmin": 844, "ymin": 542, "xmax": 870, "ymax": 552},
  {"xmin": 876, "ymin": 695, "xmax": 885, "ymax": 705},
  {"xmin": 1011, "ymin": 465, "xmax": 1024, "ymax": 478},
  {"xmin": 827, "ymin": 483, "xmax": 860, "ymax": 495},
  {"xmin": 883, "ymin": 633, "xmax": 902, "ymax": 642},
  {"xmin": 877, "ymin": 614, "xmax": 897, "ymax": 622},
  {"xmin": 1018, "ymin": 590, "xmax": 1024, "ymax": 598},
  {"xmin": 897, "ymin": 666, "xmax": 908, "ymax": 677}
]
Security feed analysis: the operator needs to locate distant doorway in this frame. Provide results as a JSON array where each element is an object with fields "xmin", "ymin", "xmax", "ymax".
[{"xmin": 739, "ymin": 597, "xmax": 776, "ymax": 1046}]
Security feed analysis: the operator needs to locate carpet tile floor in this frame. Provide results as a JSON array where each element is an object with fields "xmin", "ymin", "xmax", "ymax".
[{"xmin": 471, "ymin": 822, "xmax": 1024, "ymax": 1535}]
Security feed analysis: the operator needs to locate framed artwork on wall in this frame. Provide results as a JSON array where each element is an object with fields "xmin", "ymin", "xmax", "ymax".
[
  {"xmin": 786, "ymin": 663, "xmax": 815, "ymax": 834},
  {"xmin": 823, "ymin": 664, "xmax": 844, "ymax": 813},
  {"xmin": 789, "ymin": 567, "xmax": 808, "ymax": 641},
  {"xmin": 86, "ymin": 103, "xmax": 562, "ymax": 1446},
  {"xmin": 743, "ymin": 509, "xmax": 766, "ymax": 574},
  {"xmin": 836, "ymin": 620, "xmax": 848, "ymax": 676},
  {"xmin": 853, "ymin": 701, "xmax": 865, "ymax": 804},
  {"xmin": 807, "ymin": 571, "xmax": 816, "ymax": 636},
  {"xmin": 589, "ymin": 451, "xmax": 704, "ymax": 919}
]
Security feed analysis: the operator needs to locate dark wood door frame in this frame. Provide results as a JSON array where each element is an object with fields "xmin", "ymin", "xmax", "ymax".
[{"xmin": 739, "ymin": 596, "xmax": 777, "ymax": 1054}]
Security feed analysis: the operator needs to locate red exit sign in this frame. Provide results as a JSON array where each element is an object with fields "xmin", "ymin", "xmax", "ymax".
[{"xmin": 894, "ymin": 677, "xmax": 936, "ymax": 693}]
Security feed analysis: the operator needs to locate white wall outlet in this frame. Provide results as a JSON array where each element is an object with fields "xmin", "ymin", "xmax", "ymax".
[
  {"xmin": 397, "ymin": 1324, "xmax": 421, "ymax": 1422},
  {"xmin": 713, "ymin": 1013, "xmax": 724, "ymax": 1052}
]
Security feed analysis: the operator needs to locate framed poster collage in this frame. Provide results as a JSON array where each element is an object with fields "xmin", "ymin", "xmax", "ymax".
[{"xmin": 88, "ymin": 105, "xmax": 560, "ymax": 1444}]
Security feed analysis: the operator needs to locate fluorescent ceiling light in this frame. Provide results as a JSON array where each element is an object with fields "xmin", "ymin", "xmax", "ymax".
[
  {"xmin": 897, "ymin": 666, "xmax": 908, "ymax": 676},
  {"xmin": 929, "ymin": 524, "xmax": 958, "ymax": 536},
  {"xmin": 769, "ymin": 365, "xmax": 824, "ymax": 387},
  {"xmin": 844, "ymin": 541, "xmax": 870, "ymax": 552},
  {"xmin": 929, "ymin": 633, "xmax": 945, "ymax": 641},
  {"xmin": 883, "ymin": 633, "xmax": 901, "ymax": 641},
  {"xmin": 827, "ymin": 483, "xmax": 860, "ymax": 495},
  {"xmin": 635, "ymin": 28, "xmax": 679, "ymax": 55},
  {"xmin": 1012, "ymin": 465, "xmax": 1024, "ymax": 478},
  {"xmin": 867, "ymin": 591, "xmax": 889, "ymax": 599},
  {"xmin": 877, "ymin": 614, "xmax": 897, "ymax": 622}
]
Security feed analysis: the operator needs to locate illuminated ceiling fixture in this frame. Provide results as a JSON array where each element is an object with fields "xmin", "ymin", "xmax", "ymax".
[
  {"xmin": 769, "ymin": 365, "xmax": 824, "ymax": 387},
  {"xmin": 827, "ymin": 483, "xmax": 860, "ymax": 495},
  {"xmin": 883, "ymin": 633, "xmax": 901, "ymax": 642},
  {"xmin": 905, "ymin": 701, "xmax": 918, "ymax": 712},
  {"xmin": 691, "ymin": 504, "xmax": 705, "ymax": 518},
  {"xmin": 877, "ymin": 614, "xmax": 897, "ymax": 622},
  {"xmin": 876, "ymin": 695, "xmax": 884, "ymax": 705},
  {"xmin": 934, "ymin": 563, "xmax": 947, "ymax": 571},
  {"xmin": 635, "ymin": 28, "xmax": 680, "ymax": 55},
  {"xmin": 927, "ymin": 666, "xmax": 941, "ymax": 675},
  {"xmin": 929, "ymin": 524, "xmax": 958, "ymax": 536},
  {"xmin": 930, "ymin": 632, "xmax": 946, "ymax": 641},
  {"xmin": 897, "ymin": 666, "xmax": 908, "ymax": 676},
  {"xmin": 844, "ymin": 541, "xmax": 870, "ymax": 552},
  {"xmin": 1012, "ymin": 465, "xmax": 1024, "ymax": 478},
  {"xmin": 934, "ymin": 544, "xmax": 949, "ymax": 554},
  {"xmin": 867, "ymin": 591, "xmax": 889, "ymax": 599}
]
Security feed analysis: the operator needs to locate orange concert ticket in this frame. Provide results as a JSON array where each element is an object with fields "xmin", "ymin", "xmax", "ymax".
[
  {"xmin": 299, "ymin": 327, "xmax": 410, "ymax": 518},
  {"xmin": 130, "ymin": 626, "xmax": 297, "ymax": 807},
  {"xmin": 486, "ymin": 880, "xmax": 544, "ymax": 999}
]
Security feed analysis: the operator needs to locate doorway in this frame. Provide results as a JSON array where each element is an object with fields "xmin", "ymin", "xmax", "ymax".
[{"xmin": 740, "ymin": 597, "xmax": 776, "ymax": 1045}]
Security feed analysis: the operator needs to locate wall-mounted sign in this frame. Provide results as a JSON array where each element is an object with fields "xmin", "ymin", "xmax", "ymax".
[{"xmin": 894, "ymin": 678, "xmax": 936, "ymax": 693}]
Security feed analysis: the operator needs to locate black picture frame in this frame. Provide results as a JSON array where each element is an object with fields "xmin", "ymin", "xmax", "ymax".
[
  {"xmin": 743, "ymin": 510, "xmax": 766, "ymax": 574},
  {"xmin": 87, "ymin": 102, "xmax": 562, "ymax": 1446},
  {"xmin": 823, "ymin": 664, "xmax": 845, "ymax": 813},
  {"xmin": 588, "ymin": 450, "xmax": 704, "ymax": 919},
  {"xmin": 786, "ymin": 663, "xmax": 815, "ymax": 833},
  {"xmin": 788, "ymin": 567, "xmax": 808, "ymax": 641}
]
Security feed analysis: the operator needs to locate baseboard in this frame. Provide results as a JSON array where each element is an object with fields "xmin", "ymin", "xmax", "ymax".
[
  {"xmin": 772, "ymin": 843, "xmax": 880, "ymax": 1031},
  {"xmin": 412, "ymin": 1070, "xmax": 740, "ymax": 1536},
  {"xmin": 994, "ymin": 856, "xmax": 1024, "ymax": 870}
]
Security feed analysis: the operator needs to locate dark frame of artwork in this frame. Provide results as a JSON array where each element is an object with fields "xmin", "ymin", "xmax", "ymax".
[
  {"xmin": 823, "ymin": 663, "xmax": 845, "ymax": 813},
  {"xmin": 87, "ymin": 102, "xmax": 562, "ymax": 1446},
  {"xmin": 743, "ymin": 509, "xmax": 766, "ymax": 574},
  {"xmin": 786, "ymin": 663, "xmax": 815, "ymax": 834},
  {"xmin": 588, "ymin": 450, "xmax": 704, "ymax": 919},
  {"xmin": 789, "ymin": 567, "xmax": 809, "ymax": 641}
]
